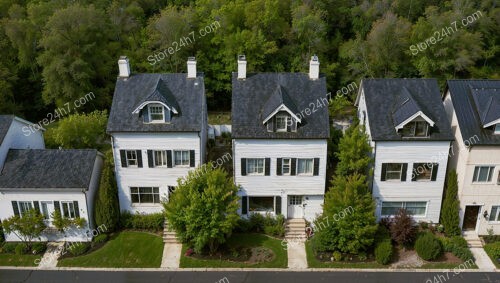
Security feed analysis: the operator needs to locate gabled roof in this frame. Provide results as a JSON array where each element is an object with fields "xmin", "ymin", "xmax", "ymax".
[
  {"xmin": 132, "ymin": 78, "xmax": 179, "ymax": 114},
  {"xmin": 359, "ymin": 78, "xmax": 453, "ymax": 141},
  {"xmin": 107, "ymin": 73, "xmax": 205, "ymax": 133},
  {"xmin": 231, "ymin": 73, "xmax": 329, "ymax": 139},
  {"xmin": 262, "ymin": 85, "xmax": 301, "ymax": 123},
  {"xmin": 446, "ymin": 80, "xmax": 500, "ymax": 145},
  {"xmin": 0, "ymin": 115, "xmax": 14, "ymax": 146},
  {"xmin": 0, "ymin": 149, "xmax": 99, "ymax": 189}
]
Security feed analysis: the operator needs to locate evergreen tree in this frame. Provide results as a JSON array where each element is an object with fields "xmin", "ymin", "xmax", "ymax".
[
  {"xmin": 441, "ymin": 170, "xmax": 461, "ymax": 236},
  {"xmin": 334, "ymin": 124, "xmax": 372, "ymax": 177},
  {"xmin": 94, "ymin": 155, "xmax": 120, "ymax": 233}
]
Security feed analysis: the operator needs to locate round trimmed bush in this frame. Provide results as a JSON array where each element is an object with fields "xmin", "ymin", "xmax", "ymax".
[
  {"xmin": 375, "ymin": 240, "xmax": 393, "ymax": 265},
  {"xmin": 2, "ymin": 242, "xmax": 17, "ymax": 253},
  {"xmin": 415, "ymin": 232, "xmax": 442, "ymax": 260},
  {"xmin": 31, "ymin": 242, "xmax": 47, "ymax": 254},
  {"xmin": 15, "ymin": 243, "xmax": 29, "ymax": 255}
]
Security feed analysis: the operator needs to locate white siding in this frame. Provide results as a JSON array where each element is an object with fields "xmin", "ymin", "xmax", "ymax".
[
  {"xmin": 112, "ymin": 132, "xmax": 201, "ymax": 214},
  {"xmin": 356, "ymin": 89, "xmax": 375, "ymax": 147},
  {"xmin": 373, "ymin": 141, "xmax": 451, "ymax": 223},
  {"xmin": 234, "ymin": 139, "xmax": 327, "ymax": 220},
  {"xmin": 0, "ymin": 118, "xmax": 44, "ymax": 168},
  {"xmin": 85, "ymin": 154, "xmax": 104, "ymax": 230}
]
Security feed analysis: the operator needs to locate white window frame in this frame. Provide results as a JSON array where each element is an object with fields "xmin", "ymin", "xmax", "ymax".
[
  {"xmin": 472, "ymin": 166, "xmax": 495, "ymax": 183},
  {"xmin": 61, "ymin": 201, "xmax": 76, "ymax": 219},
  {"xmin": 173, "ymin": 150, "xmax": 190, "ymax": 167},
  {"xmin": 289, "ymin": 195, "xmax": 303, "ymax": 205},
  {"xmin": 489, "ymin": 205, "xmax": 500, "ymax": 222},
  {"xmin": 130, "ymin": 187, "xmax": 160, "ymax": 204},
  {"xmin": 282, "ymin": 158, "xmax": 291, "ymax": 175},
  {"xmin": 18, "ymin": 201, "xmax": 33, "ymax": 216},
  {"xmin": 247, "ymin": 158, "xmax": 265, "ymax": 175},
  {"xmin": 153, "ymin": 150, "xmax": 168, "ymax": 167},
  {"xmin": 148, "ymin": 104, "xmax": 164, "ymax": 122},
  {"xmin": 403, "ymin": 121, "xmax": 429, "ymax": 137},
  {"xmin": 275, "ymin": 114, "xmax": 289, "ymax": 132},
  {"xmin": 385, "ymin": 163, "xmax": 403, "ymax": 181},
  {"xmin": 248, "ymin": 196, "xmax": 275, "ymax": 213},
  {"xmin": 297, "ymin": 158, "xmax": 314, "ymax": 176},
  {"xmin": 381, "ymin": 201, "xmax": 427, "ymax": 217},
  {"xmin": 125, "ymin": 150, "xmax": 138, "ymax": 167}
]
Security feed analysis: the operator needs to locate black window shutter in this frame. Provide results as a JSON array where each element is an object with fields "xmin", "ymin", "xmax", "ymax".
[
  {"xmin": 291, "ymin": 158, "xmax": 297, "ymax": 176},
  {"xmin": 166, "ymin": 150, "xmax": 172, "ymax": 168},
  {"xmin": 73, "ymin": 201, "xmax": 80, "ymax": 218},
  {"xmin": 411, "ymin": 163, "xmax": 418, "ymax": 181},
  {"xmin": 276, "ymin": 158, "xmax": 282, "ymax": 175},
  {"xmin": 241, "ymin": 196, "xmax": 248, "ymax": 214},
  {"xmin": 190, "ymin": 150, "xmax": 195, "ymax": 167},
  {"xmin": 147, "ymin": 150, "xmax": 154, "ymax": 168},
  {"xmin": 265, "ymin": 158, "xmax": 270, "ymax": 176},
  {"xmin": 120, "ymin": 150, "xmax": 127, "ymax": 167},
  {"xmin": 12, "ymin": 201, "xmax": 19, "ymax": 216},
  {"xmin": 431, "ymin": 163, "xmax": 439, "ymax": 181},
  {"xmin": 33, "ymin": 201, "xmax": 40, "ymax": 214},
  {"xmin": 313, "ymin": 158, "xmax": 320, "ymax": 176},
  {"xmin": 241, "ymin": 158, "xmax": 247, "ymax": 176},
  {"xmin": 54, "ymin": 201, "xmax": 60, "ymax": 214},
  {"xmin": 136, "ymin": 150, "xmax": 143, "ymax": 168},
  {"xmin": 275, "ymin": 196, "xmax": 282, "ymax": 215},
  {"xmin": 381, "ymin": 163, "xmax": 387, "ymax": 181},
  {"xmin": 401, "ymin": 163, "xmax": 408, "ymax": 181}
]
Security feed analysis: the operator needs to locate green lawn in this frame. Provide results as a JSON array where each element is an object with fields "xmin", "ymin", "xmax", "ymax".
[
  {"xmin": 0, "ymin": 253, "xmax": 41, "ymax": 267},
  {"xmin": 58, "ymin": 231, "xmax": 163, "ymax": 268},
  {"xmin": 305, "ymin": 241, "xmax": 387, "ymax": 269},
  {"xmin": 484, "ymin": 242, "xmax": 500, "ymax": 268},
  {"xmin": 180, "ymin": 233, "xmax": 287, "ymax": 268}
]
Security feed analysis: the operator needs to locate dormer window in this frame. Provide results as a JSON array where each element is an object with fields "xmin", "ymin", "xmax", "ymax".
[
  {"xmin": 402, "ymin": 120, "xmax": 429, "ymax": 137},
  {"xmin": 495, "ymin": 124, "xmax": 500, "ymax": 134},
  {"xmin": 275, "ymin": 114, "xmax": 289, "ymax": 132},
  {"xmin": 149, "ymin": 104, "xmax": 164, "ymax": 122}
]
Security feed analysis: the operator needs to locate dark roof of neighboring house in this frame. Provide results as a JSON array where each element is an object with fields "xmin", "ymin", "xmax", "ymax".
[
  {"xmin": 0, "ymin": 115, "xmax": 14, "ymax": 146},
  {"xmin": 107, "ymin": 73, "xmax": 205, "ymax": 133},
  {"xmin": 446, "ymin": 80, "xmax": 500, "ymax": 145},
  {"xmin": 231, "ymin": 73, "xmax": 329, "ymax": 139},
  {"xmin": 360, "ymin": 78, "xmax": 454, "ymax": 141},
  {"xmin": 0, "ymin": 149, "xmax": 99, "ymax": 189}
]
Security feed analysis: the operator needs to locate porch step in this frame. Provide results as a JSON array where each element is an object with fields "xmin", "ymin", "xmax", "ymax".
[
  {"xmin": 464, "ymin": 235, "xmax": 483, "ymax": 248},
  {"xmin": 285, "ymin": 219, "xmax": 306, "ymax": 240},
  {"xmin": 163, "ymin": 220, "xmax": 180, "ymax": 244}
]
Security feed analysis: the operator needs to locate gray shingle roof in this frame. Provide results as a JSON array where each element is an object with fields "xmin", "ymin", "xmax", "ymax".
[
  {"xmin": 0, "ymin": 115, "xmax": 14, "ymax": 146},
  {"xmin": 231, "ymin": 73, "xmax": 329, "ymax": 139},
  {"xmin": 392, "ymin": 87, "xmax": 426, "ymax": 127},
  {"xmin": 107, "ymin": 73, "xmax": 205, "ymax": 133},
  {"xmin": 446, "ymin": 80, "xmax": 500, "ymax": 145},
  {"xmin": 360, "ymin": 78, "xmax": 453, "ymax": 141},
  {"xmin": 0, "ymin": 149, "xmax": 99, "ymax": 189}
]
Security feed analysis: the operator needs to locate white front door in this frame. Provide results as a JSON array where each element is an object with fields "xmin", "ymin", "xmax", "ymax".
[
  {"xmin": 40, "ymin": 201, "xmax": 54, "ymax": 224},
  {"xmin": 288, "ymin": 195, "xmax": 304, "ymax": 218}
]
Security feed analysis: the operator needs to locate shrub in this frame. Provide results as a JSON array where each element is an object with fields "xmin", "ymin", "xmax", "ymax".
[
  {"xmin": 375, "ymin": 240, "xmax": 393, "ymax": 265},
  {"xmin": 31, "ymin": 242, "xmax": 47, "ymax": 254},
  {"xmin": 2, "ymin": 242, "xmax": 17, "ymax": 253},
  {"xmin": 94, "ymin": 157, "xmax": 120, "ymax": 233},
  {"xmin": 374, "ymin": 225, "xmax": 391, "ymax": 244},
  {"xmin": 440, "ymin": 236, "xmax": 473, "ymax": 261},
  {"xmin": 415, "ymin": 232, "xmax": 443, "ymax": 261},
  {"xmin": 483, "ymin": 235, "xmax": 500, "ymax": 244},
  {"xmin": 332, "ymin": 251, "xmax": 342, "ymax": 261},
  {"xmin": 484, "ymin": 242, "xmax": 500, "ymax": 261},
  {"xmin": 390, "ymin": 209, "xmax": 417, "ymax": 246},
  {"xmin": 67, "ymin": 242, "xmax": 90, "ymax": 256},
  {"xmin": 120, "ymin": 212, "xmax": 164, "ymax": 232},
  {"xmin": 15, "ymin": 243, "xmax": 29, "ymax": 255},
  {"xmin": 248, "ymin": 213, "xmax": 265, "ymax": 233},
  {"xmin": 441, "ymin": 170, "xmax": 461, "ymax": 236},
  {"xmin": 452, "ymin": 246, "xmax": 474, "ymax": 261},
  {"xmin": 0, "ymin": 221, "xmax": 4, "ymax": 244},
  {"xmin": 92, "ymin": 233, "xmax": 109, "ymax": 244},
  {"xmin": 234, "ymin": 218, "xmax": 251, "ymax": 233}
]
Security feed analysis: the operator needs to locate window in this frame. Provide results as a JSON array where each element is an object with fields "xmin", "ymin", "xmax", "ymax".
[
  {"xmin": 495, "ymin": 124, "xmax": 500, "ymax": 134},
  {"xmin": 275, "ymin": 114, "xmax": 289, "ymax": 132},
  {"xmin": 289, "ymin": 196, "xmax": 303, "ymax": 205},
  {"xmin": 402, "ymin": 121, "xmax": 428, "ymax": 137},
  {"xmin": 497, "ymin": 171, "xmax": 500, "ymax": 185},
  {"xmin": 149, "ymin": 104, "xmax": 164, "ymax": 121},
  {"xmin": 40, "ymin": 201, "xmax": 52, "ymax": 219},
  {"xmin": 297, "ymin": 158, "xmax": 313, "ymax": 175},
  {"xmin": 126, "ymin": 150, "xmax": 138, "ymax": 167},
  {"xmin": 153, "ymin": 150, "xmax": 167, "ymax": 167},
  {"xmin": 381, "ymin": 202, "xmax": 427, "ymax": 217},
  {"xmin": 489, "ymin": 206, "xmax": 500, "ymax": 222},
  {"xmin": 18, "ymin": 201, "xmax": 33, "ymax": 216},
  {"xmin": 130, "ymin": 187, "xmax": 160, "ymax": 204},
  {"xmin": 385, "ymin": 163, "xmax": 403, "ymax": 180},
  {"xmin": 247, "ymin": 159, "xmax": 264, "ymax": 175},
  {"xmin": 413, "ymin": 163, "xmax": 433, "ymax": 181},
  {"xmin": 249, "ymin": 197, "xmax": 274, "ymax": 212},
  {"xmin": 174, "ymin": 150, "xmax": 190, "ymax": 166},
  {"xmin": 61, "ymin": 201, "xmax": 76, "ymax": 218},
  {"xmin": 472, "ymin": 166, "xmax": 495, "ymax": 182},
  {"xmin": 282, "ymin": 158, "xmax": 291, "ymax": 175}
]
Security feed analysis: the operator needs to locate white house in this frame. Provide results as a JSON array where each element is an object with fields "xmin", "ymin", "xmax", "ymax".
[
  {"xmin": 356, "ymin": 79, "xmax": 454, "ymax": 223},
  {"xmin": 0, "ymin": 116, "xmax": 103, "ymax": 242},
  {"xmin": 443, "ymin": 79, "xmax": 500, "ymax": 235},
  {"xmin": 107, "ymin": 56, "xmax": 207, "ymax": 214},
  {"xmin": 231, "ymin": 55, "xmax": 329, "ymax": 223}
]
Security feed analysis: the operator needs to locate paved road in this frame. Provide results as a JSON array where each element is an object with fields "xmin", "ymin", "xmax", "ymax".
[{"xmin": 0, "ymin": 270, "xmax": 499, "ymax": 283}]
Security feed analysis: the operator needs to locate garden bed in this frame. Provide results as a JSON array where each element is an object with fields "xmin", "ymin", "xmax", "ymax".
[
  {"xmin": 180, "ymin": 233, "xmax": 287, "ymax": 268},
  {"xmin": 305, "ymin": 241, "xmax": 386, "ymax": 269}
]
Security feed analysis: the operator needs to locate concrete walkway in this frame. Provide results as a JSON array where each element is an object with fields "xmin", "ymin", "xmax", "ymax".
[
  {"xmin": 287, "ymin": 240, "xmax": 307, "ymax": 269},
  {"xmin": 160, "ymin": 243, "xmax": 182, "ymax": 268},
  {"xmin": 38, "ymin": 242, "xmax": 64, "ymax": 269},
  {"xmin": 470, "ymin": 248, "xmax": 497, "ymax": 271}
]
